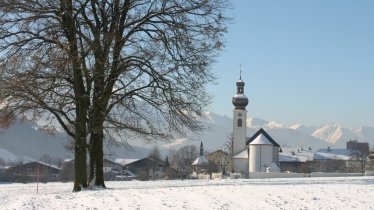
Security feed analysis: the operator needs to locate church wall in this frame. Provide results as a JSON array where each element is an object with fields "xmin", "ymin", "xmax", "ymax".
[
  {"xmin": 232, "ymin": 109, "xmax": 247, "ymax": 156},
  {"xmin": 232, "ymin": 158, "xmax": 249, "ymax": 177},
  {"xmin": 250, "ymin": 145, "xmax": 273, "ymax": 172},
  {"xmin": 273, "ymin": 146, "xmax": 280, "ymax": 165}
]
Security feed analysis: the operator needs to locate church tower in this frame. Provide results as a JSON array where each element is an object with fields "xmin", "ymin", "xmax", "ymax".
[{"xmin": 231, "ymin": 74, "xmax": 249, "ymax": 174}]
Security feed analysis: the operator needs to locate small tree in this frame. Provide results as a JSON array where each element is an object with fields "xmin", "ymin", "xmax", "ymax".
[
  {"xmin": 148, "ymin": 146, "xmax": 162, "ymax": 180},
  {"xmin": 171, "ymin": 145, "xmax": 198, "ymax": 177},
  {"xmin": 351, "ymin": 149, "xmax": 369, "ymax": 173}
]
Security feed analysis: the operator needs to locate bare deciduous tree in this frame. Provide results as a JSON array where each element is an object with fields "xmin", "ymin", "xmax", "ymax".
[
  {"xmin": 0, "ymin": 0, "xmax": 230, "ymax": 191},
  {"xmin": 148, "ymin": 146, "xmax": 162, "ymax": 180},
  {"xmin": 171, "ymin": 145, "xmax": 198, "ymax": 177}
]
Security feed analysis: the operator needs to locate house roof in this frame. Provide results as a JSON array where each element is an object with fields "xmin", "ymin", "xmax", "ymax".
[
  {"xmin": 8, "ymin": 161, "xmax": 62, "ymax": 171},
  {"xmin": 115, "ymin": 158, "xmax": 139, "ymax": 166},
  {"xmin": 205, "ymin": 150, "xmax": 229, "ymax": 158},
  {"xmin": 314, "ymin": 148, "xmax": 353, "ymax": 160},
  {"xmin": 31, "ymin": 160, "xmax": 62, "ymax": 170},
  {"xmin": 279, "ymin": 147, "xmax": 314, "ymax": 162},
  {"xmin": 246, "ymin": 128, "xmax": 280, "ymax": 147},
  {"xmin": 125, "ymin": 157, "xmax": 165, "ymax": 168},
  {"xmin": 279, "ymin": 153, "xmax": 308, "ymax": 163}
]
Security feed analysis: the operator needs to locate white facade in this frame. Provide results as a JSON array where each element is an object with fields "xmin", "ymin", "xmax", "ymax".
[
  {"xmin": 232, "ymin": 109, "xmax": 247, "ymax": 156},
  {"xmin": 249, "ymin": 144, "xmax": 273, "ymax": 172},
  {"xmin": 232, "ymin": 106, "xmax": 249, "ymax": 174}
]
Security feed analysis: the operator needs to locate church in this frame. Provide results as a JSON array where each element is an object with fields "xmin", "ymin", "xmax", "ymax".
[{"xmin": 231, "ymin": 76, "xmax": 281, "ymax": 177}]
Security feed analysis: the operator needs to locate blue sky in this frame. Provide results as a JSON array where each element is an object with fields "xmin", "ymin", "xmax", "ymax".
[{"xmin": 208, "ymin": 0, "xmax": 374, "ymax": 127}]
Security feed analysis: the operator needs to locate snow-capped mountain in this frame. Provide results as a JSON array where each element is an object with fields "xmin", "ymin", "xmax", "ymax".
[
  {"xmin": 312, "ymin": 124, "xmax": 374, "ymax": 148},
  {"xmin": 0, "ymin": 120, "xmax": 151, "ymax": 164},
  {"xmin": 162, "ymin": 113, "xmax": 374, "ymax": 152},
  {"xmin": 1, "ymin": 113, "xmax": 373, "ymax": 164}
]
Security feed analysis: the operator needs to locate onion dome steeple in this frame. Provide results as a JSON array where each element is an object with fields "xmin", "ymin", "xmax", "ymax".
[{"xmin": 232, "ymin": 72, "xmax": 248, "ymax": 110}]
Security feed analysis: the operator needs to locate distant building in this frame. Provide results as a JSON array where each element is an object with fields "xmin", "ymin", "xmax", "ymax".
[
  {"xmin": 279, "ymin": 147, "xmax": 314, "ymax": 173},
  {"xmin": 103, "ymin": 158, "xmax": 128, "ymax": 181},
  {"xmin": 6, "ymin": 161, "xmax": 61, "ymax": 183},
  {"xmin": 191, "ymin": 142, "xmax": 209, "ymax": 175},
  {"xmin": 125, "ymin": 157, "xmax": 167, "ymax": 180},
  {"xmin": 347, "ymin": 140, "xmax": 369, "ymax": 155},
  {"xmin": 0, "ymin": 165, "xmax": 10, "ymax": 181},
  {"xmin": 312, "ymin": 147, "xmax": 360, "ymax": 173},
  {"xmin": 206, "ymin": 149, "xmax": 231, "ymax": 174}
]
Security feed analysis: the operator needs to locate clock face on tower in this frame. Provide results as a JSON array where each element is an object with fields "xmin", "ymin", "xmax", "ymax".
[{"xmin": 238, "ymin": 113, "xmax": 242, "ymax": 117}]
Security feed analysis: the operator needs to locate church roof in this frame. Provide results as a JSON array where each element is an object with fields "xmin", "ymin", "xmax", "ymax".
[
  {"xmin": 232, "ymin": 149, "xmax": 248, "ymax": 159},
  {"xmin": 246, "ymin": 128, "xmax": 280, "ymax": 147},
  {"xmin": 191, "ymin": 155, "xmax": 209, "ymax": 165},
  {"xmin": 267, "ymin": 162, "xmax": 281, "ymax": 172},
  {"xmin": 249, "ymin": 133, "xmax": 272, "ymax": 145}
]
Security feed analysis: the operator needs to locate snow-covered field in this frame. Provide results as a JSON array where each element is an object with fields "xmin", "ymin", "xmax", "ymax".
[{"xmin": 1, "ymin": 177, "xmax": 374, "ymax": 210}]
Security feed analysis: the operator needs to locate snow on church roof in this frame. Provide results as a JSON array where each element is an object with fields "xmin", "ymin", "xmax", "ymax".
[
  {"xmin": 246, "ymin": 128, "xmax": 280, "ymax": 147},
  {"xmin": 267, "ymin": 162, "xmax": 280, "ymax": 172},
  {"xmin": 232, "ymin": 149, "xmax": 248, "ymax": 159},
  {"xmin": 192, "ymin": 155, "xmax": 209, "ymax": 165},
  {"xmin": 249, "ymin": 133, "xmax": 272, "ymax": 145}
]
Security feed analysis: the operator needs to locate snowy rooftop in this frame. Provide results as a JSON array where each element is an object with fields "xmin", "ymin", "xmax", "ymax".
[
  {"xmin": 280, "ymin": 147, "xmax": 314, "ymax": 162},
  {"xmin": 25, "ymin": 160, "xmax": 62, "ymax": 170},
  {"xmin": 115, "ymin": 159, "xmax": 140, "ymax": 166},
  {"xmin": 232, "ymin": 149, "xmax": 248, "ymax": 159},
  {"xmin": 249, "ymin": 133, "xmax": 272, "ymax": 145},
  {"xmin": 279, "ymin": 153, "xmax": 308, "ymax": 162},
  {"xmin": 314, "ymin": 148, "xmax": 354, "ymax": 160}
]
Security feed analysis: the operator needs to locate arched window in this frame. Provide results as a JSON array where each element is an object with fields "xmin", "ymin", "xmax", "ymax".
[{"xmin": 237, "ymin": 119, "xmax": 242, "ymax": 127}]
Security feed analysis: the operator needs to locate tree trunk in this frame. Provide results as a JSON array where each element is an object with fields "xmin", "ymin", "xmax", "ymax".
[
  {"xmin": 72, "ymin": 109, "xmax": 88, "ymax": 192},
  {"xmin": 95, "ymin": 134, "xmax": 105, "ymax": 187},
  {"xmin": 88, "ymin": 130, "xmax": 106, "ymax": 188},
  {"xmin": 73, "ymin": 141, "xmax": 87, "ymax": 191},
  {"xmin": 60, "ymin": 0, "xmax": 90, "ymax": 192}
]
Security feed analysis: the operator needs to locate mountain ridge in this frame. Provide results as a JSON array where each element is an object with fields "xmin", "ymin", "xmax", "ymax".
[{"xmin": 1, "ymin": 113, "xmax": 373, "ymax": 163}]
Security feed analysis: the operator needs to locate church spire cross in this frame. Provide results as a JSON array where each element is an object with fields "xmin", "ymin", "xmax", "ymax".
[
  {"xmin": 200, "ymin": 141, "xmax": 204, "ymax": 156},
  {"xmin": 239, "ymin": 64, "xmax": 242, "ymax": 80},
  {"xmin": 232, "ymin": 64, "xmax": 248, "ymax": 110}
]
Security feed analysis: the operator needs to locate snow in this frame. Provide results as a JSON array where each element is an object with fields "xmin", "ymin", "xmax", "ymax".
[
  {"xmin": 279, "ymin": 153, "xmax": 308, "ymax": 162},
  {"xmin": 191, "ymin": 155, "xmax": 209, "ymax": 165},
  {"xmin": 249, "ymin": 133, "xmax": 272, "ymax": 145},
  {"xmin": 280, "ymin": 147, "xmax": 314, "ymax": 162},
  {"xmin": 314, "ymin": 148, "xmax": 353, "ymax": 160},
  {"xmin": 0, "ymin": 177, "xmax": 374, "ymax": 209},
  {"xmin": 232, "ymin": 149, "xmax": 248, "ymax": 159},
  {"xmin": 115, "ymin": 158, "xmax": 139, "ymax": 166}
]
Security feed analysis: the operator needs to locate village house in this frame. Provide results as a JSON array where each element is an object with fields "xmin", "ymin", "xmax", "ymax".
[
  {"xmin": 279, "ymin": 147, "xmax": 314, "ymax": 173},
  {"xmin": 191, "ymin": 142, "xmax": 209, "ymax": 175},
  {"xmin": 124, "ymin": 157, "xmax": 167, "ymax": 180},
  {"xmin": 205, "ymin": 149, "xmax": 231, "ymax": 175},
  {"xmin": 5, "ymin": 161, "xmax": 61, "ymax": 183}
]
